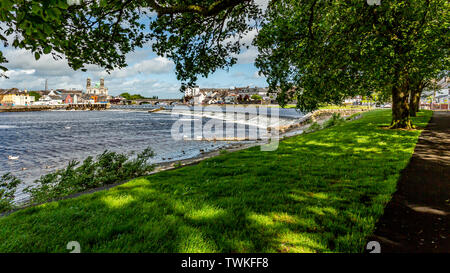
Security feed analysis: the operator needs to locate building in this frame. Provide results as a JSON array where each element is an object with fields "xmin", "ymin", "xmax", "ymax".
[
  {"xmin": 36, "ymin": 90, "xmax": 63, "ymax": 105},
  {"xmin": 185, "ymin": 86, "xmax": 200, "ymax": 97},
  {"xmin": 0, "ymin": 89, "xmax": 35, "ymax": 106},
  {"xmin": 86, "ymin": 78, "xmax": 108, "ymax": 95},
  {"xmin": 0, "ymin": 89, "xmax": 18, "ymax": 105},
  {"xmin": 421, "ymin": 77, "xmax": 450, "ymax": 103},
  {"xmin": 184, "ymin": 86, "xmax": 277, "ymax": 105},
  {"xmin": 63, "ymin": 94, "xmax": 73, "ymax": 104},
  {"xmin": 193, "ymin": 92, "xmax": 206, "ymax": 105}
]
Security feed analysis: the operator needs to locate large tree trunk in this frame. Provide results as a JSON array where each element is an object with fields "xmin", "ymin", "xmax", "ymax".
[
  {"xmin": 391, "ymin": 85, "xmax": 413, "ymax": 129},
  {"xmin": 409, "ymin": 87, "xmax": 422, "ymax": 117}
]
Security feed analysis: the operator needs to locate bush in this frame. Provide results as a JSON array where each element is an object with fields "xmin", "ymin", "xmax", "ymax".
[
  {"xmin": 305, "ymin": 122, "xmax": 321, "ymax": 133},
  {"xmin": 323, "ymin": 113, "xmax": 345, "ymax": 128},
  {"xmin": 251, "ymin": 94, "xmax": 262, "ymax": 101},
  {"xmin": 0, "ymin": 173, "xmax": 21, "ymax": 213},
  {"xmin": 24, "ymin": 148, "xmax": 155, "ymax": 203}
]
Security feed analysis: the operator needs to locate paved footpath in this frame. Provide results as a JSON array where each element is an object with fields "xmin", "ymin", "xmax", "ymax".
[{"xmin": 369, "ymin": 111, "xmax": 450, "ymax": 253}]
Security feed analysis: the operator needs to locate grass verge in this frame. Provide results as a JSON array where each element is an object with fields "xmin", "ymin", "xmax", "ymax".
[{"xmin": 0, "ymin": 110, "xmax": 432, "ymax": 253}]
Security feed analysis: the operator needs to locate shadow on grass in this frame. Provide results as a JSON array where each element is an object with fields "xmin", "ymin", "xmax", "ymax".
[{"xmin": 0, "ymin": 110, "xmax": 432, "ymax": 253}]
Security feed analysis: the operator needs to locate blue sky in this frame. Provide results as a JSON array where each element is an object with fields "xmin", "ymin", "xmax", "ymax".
[{"xmin": 0, "ymin": 1, "xmax": 269, "ymax": 99}]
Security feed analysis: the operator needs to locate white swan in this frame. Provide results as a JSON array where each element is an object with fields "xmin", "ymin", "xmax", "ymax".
[{"xmin": 65, "ymin": 126, "xmax": 71, "ymax": 129}]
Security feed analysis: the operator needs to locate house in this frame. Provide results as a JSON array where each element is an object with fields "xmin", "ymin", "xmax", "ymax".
[
  {"xmin": 0, "ymin": 89, "xmax": 19, "ymax": 105},
  {"xmin": 73, "ymin": 94, "xmax": 79, "ymax": 104},
  {"xmin": 13, "ymin": 91, "xmax": 35, "ymax": 106},
  {"xmin": 184, "ymin": 86, "xmax": 278, "ymax": 105},
  {"xmin": 193, "ymin": 92, "xmax": 206, "ymax": 105},
  {"xmin": 224, "ymin": 94, "xmax": 237, "ymax": 104},
  {"xmin": 37, "ymin": 90, "xmax": 63, "ymax": 105},
  {"xmin": 0, "ymin": 89, "xmax": 35, "ymax": 106},
  {"xmin": 185, "ymin": 86, "xmax": 200, "ymax": 97},
  {"xmin": 63, "ymin": 94, "xmax": 73, "ymax": 104}
]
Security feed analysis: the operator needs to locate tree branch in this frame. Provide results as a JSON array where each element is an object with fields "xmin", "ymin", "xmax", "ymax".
[{"xmin": 145, "ymin": 0, "xmax": 250, "ymax": 16}]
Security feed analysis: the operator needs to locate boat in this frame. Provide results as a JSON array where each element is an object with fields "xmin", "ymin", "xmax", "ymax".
[{"xmin": 8, "ymin": 155, "xmax": 19, "ymax": 160}]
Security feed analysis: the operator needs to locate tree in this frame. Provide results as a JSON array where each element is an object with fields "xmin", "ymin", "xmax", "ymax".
[
  {"xmin": 1, "ymin": 1, "xmax": 448, "ymax": 128},
  {"xmin": 28, "ymin": 91, "xmax": 41, "ymax": 101},
  {"xmin": 251, "ymin": 94, "xmax": 262, "ymax": 101},
  {"xmin": 0, "ymin": 0, "xmax": 257, "ymax": 81},
  {"xmin": 255, "ymin": 0, "xmax": 449, "ymax": 129},
  {"xmin": 119, "ymin": 92, "xmax": 132, "ymax": 100}
]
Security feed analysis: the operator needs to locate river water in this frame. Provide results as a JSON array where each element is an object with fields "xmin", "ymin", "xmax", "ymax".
[{"xmin": 0, "ymin": 107, "xmax": 304, "ymax": 202}]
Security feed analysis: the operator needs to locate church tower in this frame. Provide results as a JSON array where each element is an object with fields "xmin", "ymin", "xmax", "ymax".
[{"xmin": 100, "ymin": 78, "xmax": 104, "ymax": 88}]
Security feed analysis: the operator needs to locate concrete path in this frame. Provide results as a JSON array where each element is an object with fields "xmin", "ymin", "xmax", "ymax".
[{"xmin": 369, "ymin": 111, "xmax": 450, "ymax": 252}]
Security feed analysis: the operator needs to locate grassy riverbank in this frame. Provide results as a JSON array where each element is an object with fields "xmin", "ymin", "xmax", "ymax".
[
  {"xmin": 0, "ymin": 110, "xmax": 432, "ymax": 253},
  {"xmin": 274, "ymin": 104, "xmax": 372, "ymax": 110}
]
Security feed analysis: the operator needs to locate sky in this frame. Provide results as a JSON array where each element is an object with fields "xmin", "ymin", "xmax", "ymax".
[{"xmin": 0, "ymin": 1, "xmax": 269, "ymax": 99}]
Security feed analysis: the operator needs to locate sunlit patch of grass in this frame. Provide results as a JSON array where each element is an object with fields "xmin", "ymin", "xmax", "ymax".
[
  {"xmin": 0, "ymin": 110, "xmax": 432, "ymax": 253},
  {"xmin": 186, "ymin": 205, "xmax": 226, "ymax": 221},
  {"xmin": 101, "ymin": 194, "xmax": 135, "ymax": 209}
]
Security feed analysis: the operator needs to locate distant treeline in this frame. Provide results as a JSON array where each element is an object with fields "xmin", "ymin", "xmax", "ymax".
[{"xmin": 119, "ymin": 93, "xmax": 158, "ymax": 100}]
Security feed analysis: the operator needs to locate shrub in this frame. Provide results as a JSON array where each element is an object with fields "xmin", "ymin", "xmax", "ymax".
[
  {"xmin": 0, "ymin": 173, "xmax": 21, "ymax": 213},
  {"xmin": 323, "ymin": 113, "xmax": 345, "ymax": 128},
  {"xmin": 306, "ymin": 122, "xmax": 321, "ymax": 133},
  {"xmin": 24, "ymin": 148, "xmax": 155, "ymax": 203}
]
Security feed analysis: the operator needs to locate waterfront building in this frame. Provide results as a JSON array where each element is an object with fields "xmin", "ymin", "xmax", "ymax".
[
  {"xmin": 0, "ymin": 89, "xmax": 35, "ymax": 106},
  {"xmin": 185, "ymin": 86, "xmax": 200, "ymax": 97},
  {"xmin": 13, "ymin": 91, "xmax": 35, "ymax": 106},
  {"xmin": 38, "ymin": 90, "xmax": 63, "ymax": 105},
  {"xmin": 86, "ymin": 78, "xmax": 108, "ymax": 95},
  {"xmin": 193, "ymin": 92, "xmax": 206, "ymax": 105},
  {"xmin": 185, "ymin": 86, "xmax": 276, "ymax": 105},
  {"xmin": 63, "ymin": 94, "xmax": 73, "ymax": 104}
]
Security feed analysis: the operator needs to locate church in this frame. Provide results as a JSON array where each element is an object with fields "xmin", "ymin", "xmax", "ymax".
[{"xmin": 86, "ymin": 78, "xmax": 108, "ymax": 95}]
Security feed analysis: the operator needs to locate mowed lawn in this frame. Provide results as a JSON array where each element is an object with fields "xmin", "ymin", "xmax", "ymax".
[{"xmin": 0, "ymin": 110, "xmax": 432, "ymax": 253}]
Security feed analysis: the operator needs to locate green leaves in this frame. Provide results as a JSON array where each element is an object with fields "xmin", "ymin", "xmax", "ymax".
[
  {"xmin": 1, "ymin": 0, "xmax": 151, "ymax": 74},
  {"xmin": 0, "ymin": 173, "xmax": 21, "ymax": 213},
  {"xmin": 149, "ymin": 2, "xmax": 260, "ymax": 86},
  {"xmin": 254, "ymin": 0, "xmax": 448, "ymax": 113},
  {"xmin": 0, "ymin": 0, "xmax": 446, "ymax": 118},
  {"xmin": 24, "ymin": 148, "xmax": 155, "ymax": 204},
  {"xmin": 43, "ymin": 46, "xmax": 51, "ymax": 54}
]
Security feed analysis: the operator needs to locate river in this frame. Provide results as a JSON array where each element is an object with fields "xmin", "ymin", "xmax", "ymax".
[{"xmin": 0, "ymin": 107, "xmax": 304, "ymax": 202}]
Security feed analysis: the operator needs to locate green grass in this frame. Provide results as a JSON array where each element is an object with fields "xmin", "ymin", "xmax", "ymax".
[
  {"xmin": 0, "ymin": 110, "xmax": 432, "ymax": 253},
  {"xmin": 276, "ymin": 104, "xmax": 371, "ymax": 109},
  {"xmin": 317, "ymin": 105, "xmax": 373, "ymax": 110}
]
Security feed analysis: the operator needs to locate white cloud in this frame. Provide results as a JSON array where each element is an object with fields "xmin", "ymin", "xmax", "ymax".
[
  {"xmin": 4, "ymin": 49, "xmax": 76, "ymax": 76},
  {"xmin": 236, "ymin": 47, "xmax": 259, "ymax": 64},
  {"xmin": 0, "ymin": 48, "xmax": 180, "ymax": 98},
  {"xmin": 93, "ymin": 56, "xmax": 173, "ymax": 79},
  {"xmin": 4, "ymin": 69, "xmax": 35, "ymax": 77}
]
